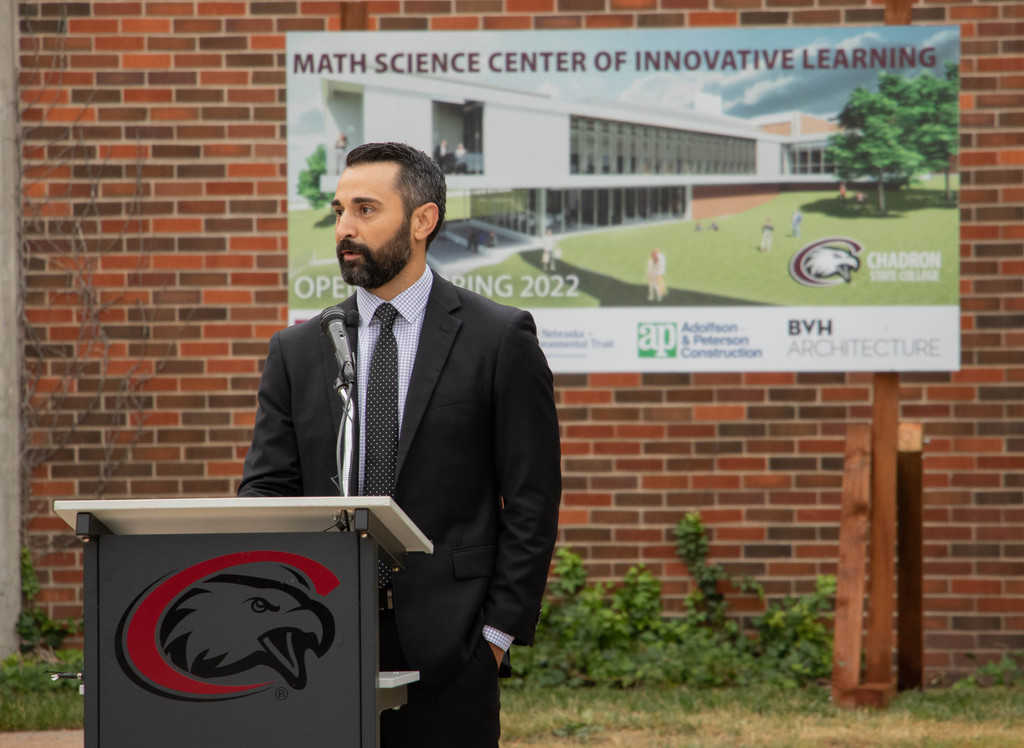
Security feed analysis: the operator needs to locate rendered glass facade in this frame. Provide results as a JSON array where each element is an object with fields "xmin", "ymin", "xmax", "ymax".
[{"xmin": 569, "ymin": 115, "xmax": 757, "ymax": 176}]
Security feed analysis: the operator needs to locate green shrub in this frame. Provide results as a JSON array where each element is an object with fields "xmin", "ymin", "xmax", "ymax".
[
  {"xmin": 513, "ymin": 549, "xmax": 647, "ymax": 687},
  {"xmin": 513, "ymin": 513, "xmax": 836, "ymax": 689},
  {"xmin": 0, "ymin": 652, "xmax": 84, "ymax": 732},
  {"xmin": 674, "ymin": 512, "xmax": 763, "ymax": 629},
  {"xmin": 0, "ymin": 649, "xmax": 84, "ymax": 694},
  {"xmin": 16, "ymin": 547, "xmax": 82, "ymax": 653},
  {"xmin": 953, "ymin": 650, "xmax": 1024, "ymax": 690},
  {"xmin": 751, "ymin": 574, "xmax": 837, "ymax": 687}
]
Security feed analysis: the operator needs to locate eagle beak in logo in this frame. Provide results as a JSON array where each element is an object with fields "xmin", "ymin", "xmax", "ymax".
[
  {"xmin": 256, "ymin": 607, "xmax": 333, "ymax": 689},
  {"xmin": 160, "ymin": 571, "xmax": 336, "ymax": 691}
]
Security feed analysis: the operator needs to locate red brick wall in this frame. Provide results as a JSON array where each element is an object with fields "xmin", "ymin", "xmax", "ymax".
[{"xmin": 17, "ymin": 1, "xmax": 1024, "ymax": 679}]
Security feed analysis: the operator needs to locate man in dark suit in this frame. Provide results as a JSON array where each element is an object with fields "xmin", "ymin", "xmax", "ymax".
[{"xmin": 238, "ymin": 142, "xmax": 561, "ymax": 746}]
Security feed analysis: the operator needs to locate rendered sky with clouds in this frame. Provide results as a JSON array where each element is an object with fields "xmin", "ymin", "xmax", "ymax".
[{"xmin": 285, "ymin": 26, "xmax": 959, "ymax": 202}]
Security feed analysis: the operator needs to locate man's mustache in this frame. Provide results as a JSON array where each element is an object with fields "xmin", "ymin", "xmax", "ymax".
[{"xmin": 336, "ymin": 239, "xmax": 369, "ymax": 258}]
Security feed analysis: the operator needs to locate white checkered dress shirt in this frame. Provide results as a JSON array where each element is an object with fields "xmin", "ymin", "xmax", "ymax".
[{"xmin": 355, "ymin": 268, "xmax": 432, "ymax": 468}]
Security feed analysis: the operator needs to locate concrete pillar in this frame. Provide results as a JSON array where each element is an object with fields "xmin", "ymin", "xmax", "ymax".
[{"xmin": 0, "ymin": 0, "xmax": 23, "ymax": 657}]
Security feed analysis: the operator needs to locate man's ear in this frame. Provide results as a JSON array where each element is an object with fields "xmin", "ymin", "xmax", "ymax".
[{"xmin": 411, "ymin": 203, "xmax": 439, "ymax": 242}]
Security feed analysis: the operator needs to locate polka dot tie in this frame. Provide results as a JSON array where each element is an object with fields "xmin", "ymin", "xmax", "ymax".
[{"xmin": 364, "ymin": 303, "xmax": 399, "ymax": 586}]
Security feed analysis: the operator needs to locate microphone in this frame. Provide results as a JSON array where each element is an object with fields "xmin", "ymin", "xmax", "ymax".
[
  {"xmin": 320, "ymin": 307, "xmax": 357, "ymax": 389},
  {"xmin": 321, "ymin": 308, "xmax": 359, "ymax": 497}
]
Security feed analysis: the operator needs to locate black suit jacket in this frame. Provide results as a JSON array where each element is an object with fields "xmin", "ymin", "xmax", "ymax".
[{"xmin": 238, "ymin": 272, "xmax": 562, "ymax": 683}]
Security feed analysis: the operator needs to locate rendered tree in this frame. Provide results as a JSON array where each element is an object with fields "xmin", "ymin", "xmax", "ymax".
[
  {"xmin": 826, "ymin": 78, "xmax": 923, "ymax": 216},
  {"xmin": 297, "ymin": 144, "xmax": 332, "ymax": 210},
  {"xmin": 892, "ymin": 64, "xmax": 959, "ymax": 203}
]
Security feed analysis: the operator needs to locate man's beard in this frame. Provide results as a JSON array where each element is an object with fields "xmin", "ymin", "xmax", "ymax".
[{"xmin": 336, "ymin": 216, "xmax": 412, "ymax": 289}]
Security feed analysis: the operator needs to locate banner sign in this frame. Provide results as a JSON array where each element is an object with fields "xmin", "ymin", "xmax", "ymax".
[{"xmin": 286, "ymin": 27, "xmax": 960, "ymax": 372}]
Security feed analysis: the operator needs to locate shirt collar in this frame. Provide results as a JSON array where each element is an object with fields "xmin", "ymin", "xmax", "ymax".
[{"xmin": 356, "ymin": 265, "xmax": 433, "ymax": 326}]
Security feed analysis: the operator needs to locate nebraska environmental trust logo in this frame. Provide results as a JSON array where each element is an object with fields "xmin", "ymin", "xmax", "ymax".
[{"xmin": 116, "ymin": 551, "xmax": 338, "ymax": 701}]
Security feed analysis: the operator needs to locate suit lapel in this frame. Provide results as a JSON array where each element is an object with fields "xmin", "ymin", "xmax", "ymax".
[{"xmin": 396, "ymin": 275, "xmax": 460, "ymax": 480}]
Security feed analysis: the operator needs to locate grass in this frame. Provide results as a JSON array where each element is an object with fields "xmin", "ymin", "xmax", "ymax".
[
  {"xmin": 0, "ymin": 689, "xmax": 83, "ymax": 733},
  {"xmin": 4, "ymin": 684, "xmax": 1022, "ymax": 747},
  {"xmin": 500, "ymin": 684, "xmax": 1024, "ymax": 747},
  {"xmin": 554, "ymin": 179, "xmax": 958, "ymax": 308},
  {"xmin": 484, "ymin": 178, "xmax": 958, "ymax": 309},
  {"xmin": 287, "ymin": 178, "xmax": 958, "ymax": 312}
]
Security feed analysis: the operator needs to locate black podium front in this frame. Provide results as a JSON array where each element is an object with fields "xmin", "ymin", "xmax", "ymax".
[{"xmin": 54, "ymin": 497, "xmax": 432, "ymax": 748}]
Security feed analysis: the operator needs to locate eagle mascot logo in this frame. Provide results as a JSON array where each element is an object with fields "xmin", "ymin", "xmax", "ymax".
[
  {"xmin": 116, "ymin": 552, "xmax": 339, "ymax": 700},
  {"xmin": 789, "ymin": 238, "xmax": 864, "ymax": 288}
]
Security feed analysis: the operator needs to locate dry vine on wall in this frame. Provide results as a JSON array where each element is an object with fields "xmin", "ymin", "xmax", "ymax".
[{"xmin": 18, "ymin": 7, "xmax": 188, "ymax": 558}]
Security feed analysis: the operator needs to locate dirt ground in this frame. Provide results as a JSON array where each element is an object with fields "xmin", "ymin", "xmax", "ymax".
[{"xmin": 0, "ymin": 731, "xmax": 82, "ymax": 747}]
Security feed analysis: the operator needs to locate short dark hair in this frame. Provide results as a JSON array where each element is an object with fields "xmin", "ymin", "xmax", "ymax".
[{"xmin": 345, "ymin": 142, "xmax": 447, "ymax": 248}]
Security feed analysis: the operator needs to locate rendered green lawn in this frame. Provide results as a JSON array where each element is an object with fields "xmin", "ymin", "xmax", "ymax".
[{"xmin": 287, "ymin": 179, "xmax": 958, "ymax": 311}]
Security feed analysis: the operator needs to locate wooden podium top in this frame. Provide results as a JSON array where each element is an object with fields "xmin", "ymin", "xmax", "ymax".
[{"xmin": 53, "ymin": 496, "xmax": 433, "ymax": 554}]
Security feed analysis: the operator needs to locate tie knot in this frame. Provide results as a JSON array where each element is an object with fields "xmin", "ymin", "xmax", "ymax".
[{"xmin": 375, "ymin": 302, "xmax": 398, "ymax": 330}]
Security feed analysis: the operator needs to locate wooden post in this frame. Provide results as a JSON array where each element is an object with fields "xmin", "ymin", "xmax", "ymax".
[
  {"xmin": 832, "ymin": 375, "xmax": 906, "ymax": 708},
  {"xmin": 864, "ymin": 372, "xmax": 899, "ymax": 693},
  {"xmin": 832, "ymin": 423, "xmax": 873, "ymax": 707},
  {"xmin": 885, "ymin": 0, "xmax": 913, "ymax": 25},
  {"xmin": 897, "ymin": 423, "xmax": 924, "ymax": 691},
  {"xmin": 839, "ymin": 0, "xmax": 918, "ymax": 706},
  {"xmin": 341, "ymin": 1, "xmax": 368, "ymax": 30}
]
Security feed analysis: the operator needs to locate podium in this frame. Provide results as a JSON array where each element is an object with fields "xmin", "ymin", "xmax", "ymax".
[{"xmin": 53, "ymin": 497, "xmax": 433, "ymax": 748}]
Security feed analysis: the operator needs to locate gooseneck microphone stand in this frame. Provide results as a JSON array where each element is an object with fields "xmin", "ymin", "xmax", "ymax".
[
  {"xmin": 335, "ymin": 375, "xmax": 355, "ymax": 499},
  {"xmin": 320, "ymin": 307, "xmax": 358, "ymax": 499}
]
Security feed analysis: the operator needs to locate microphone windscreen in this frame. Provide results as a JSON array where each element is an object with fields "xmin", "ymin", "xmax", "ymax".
[{"xmin": 319, "ymin": 306, "xmax": 346, "ymax": 333}]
